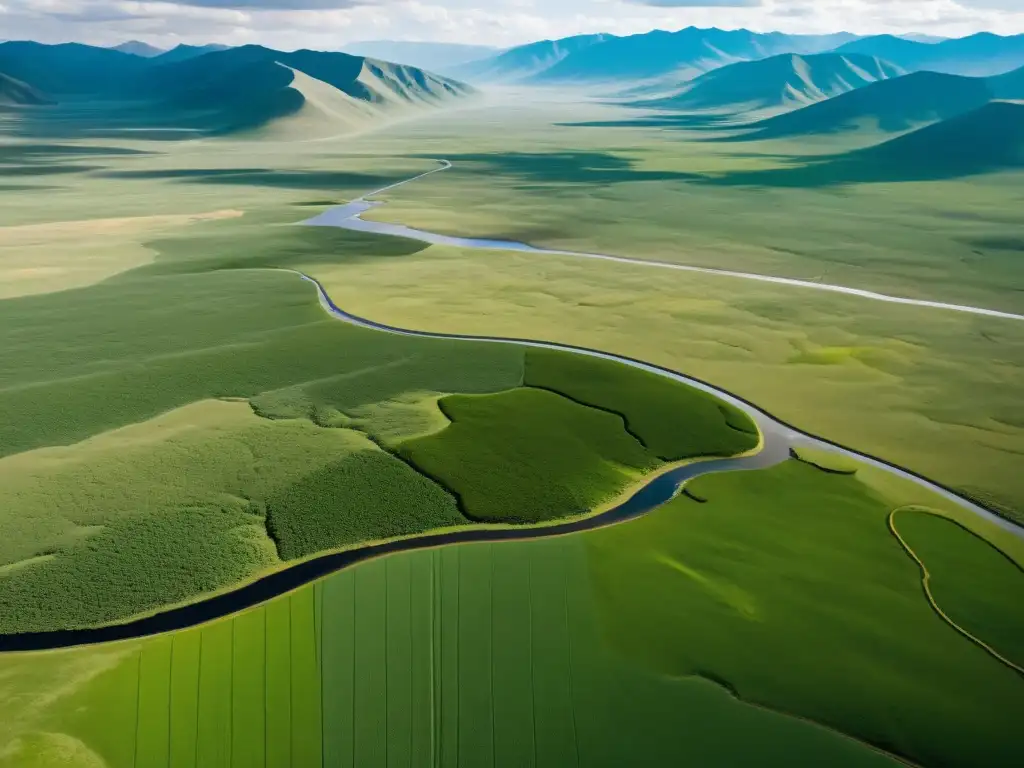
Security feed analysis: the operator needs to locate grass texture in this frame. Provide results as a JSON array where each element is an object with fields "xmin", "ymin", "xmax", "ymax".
[
  {"xmin": 524, "ymin": 348, "xmax": 758, "ymax": 459},
  {"xmin": 893, "ymin": 508, "xmax": 1024, "ymax": 670},
  {"xmin": 585, "ymin": 459, "xmax": 1024, "ymax": 768},
  {"xmin": 398, "ymin": 387, "xmax": 661, "ymax": 523},
  {"xmin": 0, "ymin": 540, "xmax": 904, "ymax": 768}
]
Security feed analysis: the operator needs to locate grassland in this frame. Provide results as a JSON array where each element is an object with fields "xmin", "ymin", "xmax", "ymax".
[
  {"xmin": 313, "ymin": 241, "xmax": 1024, "ymax": 523},
  {"xmin": 397, "ymin": 387, "xmax": 661, "ymax": 523},
  {"xmin": 0, "ymin": 537, "xmax": 904, "ymax": 768},
  {"xmin": 0, "ymin": 201, "xmax": 759, "ymax": 629},
  {"xmin": 893, "ymin": 508, "xmax": 1024, "ymax": 669},
  {"xmin": 585, "ymin": 459, "xmax": 1024, "ymax": 768},
  {"xmin": 3, "ymin": 453, "xmax": 1021, "ymax": 768},
  {"xmin": 524, "ymin": 348, "xmax": 758, "ymax": 459}
]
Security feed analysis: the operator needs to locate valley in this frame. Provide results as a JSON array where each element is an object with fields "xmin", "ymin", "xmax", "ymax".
[{"xmin": 0, "ymin": 23, "xmax": 1022, "ymax": 768}]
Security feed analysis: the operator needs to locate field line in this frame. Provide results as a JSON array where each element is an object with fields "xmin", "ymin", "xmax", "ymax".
[{"xmin": 888, "ymin": 507, "xmax": 1024, "ymax": 678}]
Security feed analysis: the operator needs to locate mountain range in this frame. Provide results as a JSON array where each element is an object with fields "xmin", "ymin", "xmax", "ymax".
[
  {"xmin": 0, "ymin": 41, "xmax": 474, "ymax": 136},
  {"xmin": 735, "ymin": 63, "xmax": 1024, "ymax": 139},
  {"xmin": 634, "ymin": 53, "xmax": 903, "ymax": 113},
  {"xmin": 455, "ymin": 28, "xmax": 1024, "ymax": 86}
]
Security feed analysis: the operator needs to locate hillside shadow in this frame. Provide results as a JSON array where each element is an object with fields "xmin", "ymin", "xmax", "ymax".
[
  {"xmin": 558, "ymin": 113, "xmax": 743, "ymax": 131},
  {"xmin": 0, "ymin": 142, "xmax": 151, "ymax": 177},
  {"xmin": 702, "ymin": 155, "xmax": 1021, "ymax": 187},
  {"xmin": 96, "ymin": 168, "xmax": 404, "ymax": 190},
  {"xmin": 412, "ymin": 151, "xmax": 702, "ymax": 185}
]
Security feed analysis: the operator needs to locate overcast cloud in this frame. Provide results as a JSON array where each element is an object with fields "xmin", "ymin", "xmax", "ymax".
[{"xmin": 1, "ymin": 0, "xmax": 1021, "ymax": 50}]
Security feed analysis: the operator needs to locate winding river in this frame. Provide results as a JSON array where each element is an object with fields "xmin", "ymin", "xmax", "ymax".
[
  {"xmin": 1, "ymin": 161, "xmax": 1020, "ymax": 653},
  {"xmin": 304, "ymin": 159, "xmax": 1024, "ymax": 324}
]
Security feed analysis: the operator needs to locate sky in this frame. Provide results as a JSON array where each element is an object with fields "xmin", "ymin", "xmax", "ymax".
[{"xmin": 1, "ymin": 0, "xmax": 1022, "ymax": 51}]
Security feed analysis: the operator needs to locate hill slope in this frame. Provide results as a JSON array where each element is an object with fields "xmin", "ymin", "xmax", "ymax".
[
  {"xmin": 845, "ymin": 101, "xmax": 1024, "ymax": 179},
  {"xmin": 835, "ymin": 32, "xmax": 1024, "ymax": 77},
  {"xmin": 0, "ymin": 41, "xmax": 145, "ymax": 94},
  {"xmin": 637, "ymin": 53, "xmax": 901, "ymax": 113},
  {"xmin": 454, "ymin": 34, "xmax": 608, "ymax": 83},
  {"xmin": 739, "ymin": 70, "xmax": 996, "ymax": 138},
  {"xmin": 141, "ymin": 45, "xmax": 474, "ymax": 135},
  {"xmin": 0, "ymin": 71, "xmax": 52, "ymax": 106},
  {"xmin": 111, "ymin": 41, "xmax": 164, "ymax": 58},
  {"xmin": 737, "ymin": 63, "xmax": 1024, "ymax": 140}
]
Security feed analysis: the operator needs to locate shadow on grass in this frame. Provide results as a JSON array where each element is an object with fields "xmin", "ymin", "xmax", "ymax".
[
  {"xmin": 137, "ymin": 218, "xmax": 431, "ymax": 277},
  {"xmin": 410, "ymin": 150, "xmax": 701, "ymax": 185},
  {"xmin": 96, "ymin": 167, "xmax": 410, "ymax": 191},
  {"xmin": 558, "ymin": 113, "xmax": 746, "ymax": 131}
]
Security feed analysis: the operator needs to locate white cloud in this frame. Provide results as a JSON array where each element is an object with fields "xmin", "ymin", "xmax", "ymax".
[{"xmin": 0, "ymin": 0, "xmax": 1021, "ymax": 49}]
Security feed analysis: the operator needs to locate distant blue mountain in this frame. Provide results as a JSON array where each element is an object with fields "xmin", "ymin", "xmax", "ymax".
[{"xmin": 835, "ymin": 33, "xmax": 1024, "ymax": 77}]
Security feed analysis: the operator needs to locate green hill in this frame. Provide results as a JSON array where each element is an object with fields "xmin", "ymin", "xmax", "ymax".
[
  {"xmin": 722, "ymin": 101, "xmax": 1024, "ymax": 186},
  {"xmin": 636, "ymin": 53, "xmax": 901, "ymax": 113},
  {"xmin": 989, "ymin": 62, "xmax": 1024, "ymax": 99},
  {"xmin": 0, "ymin": 41, "xmax": 473, "ymax": 136},
  {"xmin": 0, "ymin": 41, "xmax": 145, "ymax": 94},
  {"xmin": 735, "ymin": 63, "xmax": 1024, "ymax": 141},
  {"xmin": 835, "ymin": 32, "xmax": 1024, "ymax": 77},
  {"xmin": 843, "ymin": 100, "xmax": 1024, "ymax": 179},
  {"xmin": 738, "ymin": 70, "xmax": 995, "ymax": 139},
  {"xmin": 139, "ymin": 45, "xmax": 474, "ymax": 135},
  {"xmin": 0, "ymin": 71, "xmax": 52, "ymax": 106}
]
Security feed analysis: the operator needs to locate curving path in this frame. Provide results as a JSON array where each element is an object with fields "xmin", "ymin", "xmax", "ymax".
[
  {"xmin": 2, "ymin": 164, "xmax": 1022, "ymax": 653},
  {"xmin": 303, "ymin": 159, "xmax": 1024, "ymax": 323}
]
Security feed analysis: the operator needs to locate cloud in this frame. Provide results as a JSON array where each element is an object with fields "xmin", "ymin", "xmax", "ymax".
[
  {"xmin": 175, "ymin": 0, "xmax": 367, "ymax": 8},
  {"xmin": 625, "ymin": 0, "xmax": 762, "ymax": 6}
]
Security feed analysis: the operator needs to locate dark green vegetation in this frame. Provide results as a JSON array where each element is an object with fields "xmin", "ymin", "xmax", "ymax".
[
  {"xmin": 894, "ymin": 509, "xmax": 1024, "ymax": 669},
  {"xmin": 524, "ymin": 348, "xmax": 758, "ymax": 460},
  {"xmin": 265, "ymin": 450, "xmax": 464, "ymax": 560},
  {"xmin": 709, "ymin": 101, "xmax": 1024, "ymax": 186},
  {"xmin": 736, "ymin": 65, "xmax": 1024, "ymax": 139},
  {"xmin": 0, "ymin": 207, "xmax": 762, "ymax": 630},
  {"xmin": 0, "ymin": 542, "xmax": 905, "ymax": 768},
  {"xmin": 586, "ymin": 460, "xmax": 1024, "ymax": 768},
  {"xmin": 4, "ymin": 460, "xmax": 1022, "ymax": 767},
  {"xmin": 637, "ymin": 53, "xmax": 901, "ymax": 113},
  {"xmin": 0, "ymin": 41, "xmax": 473, "ymax": 137},
  {"xmin": 398, "ymin": 388, "xmax": 661, "ymax": 524}
]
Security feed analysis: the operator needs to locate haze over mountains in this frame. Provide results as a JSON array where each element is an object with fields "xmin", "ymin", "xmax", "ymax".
[
  {"xmin": 455, "ymin": 27, "xmax": 1024, "ymax": 86},
  {"xmin": 636, "ymin": 53, "xmax": 903, "ymax": 113}
]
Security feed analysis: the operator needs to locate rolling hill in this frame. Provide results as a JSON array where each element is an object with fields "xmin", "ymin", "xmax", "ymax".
[
  {"xmin": 0, "ymin": 71, "xmax": 52, "ymax": 106},
  {"xmin": 736, "ymin": 64, "xmax": 1024, "ymax": 140},
  {"xmin": 636, "ymin": 53, "xmax": 902, "ymax": 113},
  {"xmin": 454, "ymin": 34, "xmax": 609, "ymax": 83},
  {"xmin": 0, "ymin": 41, "xmax": 145, "ymax": 94},
  {"xmin": 835, "ymin": 32, "xmax": 1024, "ymax": 77},
  {"xmin": 841, "ymin": 100, "xmax": 1024, "ymax": 179},
  {"xmin": 0, "ymin": 41, "xmax": 474, "ymax": 137}
]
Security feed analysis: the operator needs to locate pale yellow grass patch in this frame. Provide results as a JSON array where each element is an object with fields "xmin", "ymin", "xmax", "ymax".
[{"xmin": 0, "ymin": 209, "xmax": 244, "ymax": 299}]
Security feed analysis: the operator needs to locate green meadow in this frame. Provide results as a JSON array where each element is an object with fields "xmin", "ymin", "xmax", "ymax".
[
  {"xmin": 0, "ymin": 79, "xmax": 1022, "ymax": 768},
  {"xmin": 2, "ymin": 457, "xmax": 1022, "ymax": 768}
]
